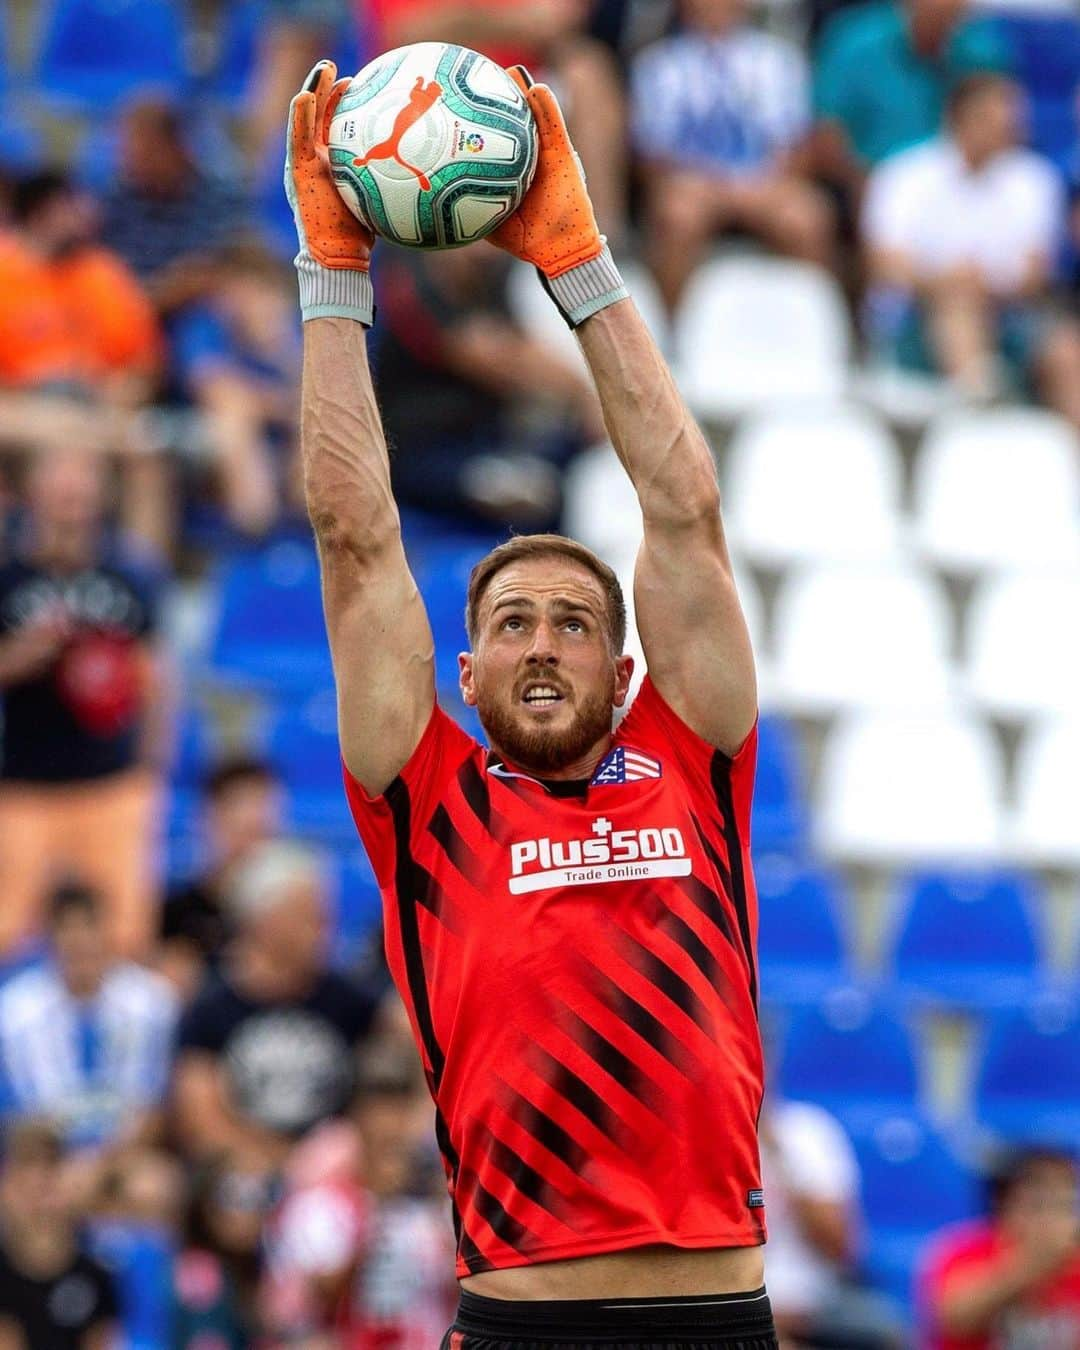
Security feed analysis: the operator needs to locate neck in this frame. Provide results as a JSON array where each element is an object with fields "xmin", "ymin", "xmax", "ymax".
[
  {"xmin": 4, "ymin": 1220, "xmax": 72, "ymax": 1274},
  {"xmin": 910, "ymin": 13, "xmax": 950, "ymax": 56},
  {"xmin": 494, "ymin": 733, "xmax": 613, "ymax": 783},
  {"xmin": 232, "ymin": 943, "xmax": 311, "ymax": 1000}
]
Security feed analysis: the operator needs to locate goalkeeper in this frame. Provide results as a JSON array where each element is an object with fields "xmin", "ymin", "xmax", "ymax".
[{"xmin": 287, "ymin": 59, "xmax": 775, "ymax": 1350}]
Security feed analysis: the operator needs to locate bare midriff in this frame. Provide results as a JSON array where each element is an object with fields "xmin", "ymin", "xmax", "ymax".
[{"xmin": 460, "ymin": 1243, "xmax": 765, "ymax": 1301}]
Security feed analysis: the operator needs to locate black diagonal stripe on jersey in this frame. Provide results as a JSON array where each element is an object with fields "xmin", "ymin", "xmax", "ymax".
[
  {"xmin": 531, "ymin": 1046, "xmax": 625, "ymax": 1143},
  {"xmin": 485, "ymin": 1133, "xmax": 576, "ymax": 1226},
  {"xmin": 587, "ymin": 966, "xmax": 698, "ymax": 1079},
  {"xmin": 615, "ymin": 927, "xmax": 714, "ymax": 1035},
  {"xmin": 676, "ymin": 872, "xmax": 738, "ymax": 951},
  {"xmin": 427, "ymin": 801, "xmax": 484, "ymax": 891},
  {"xmin": 502, "ymin": 1086, "xmax": 589, "ymax": 1173},
  {"xmin": 691, "ymin": 815, "xmax": 734, "ymax": 897},
  {"xmin": 471, "ymin": 1180, "xmax": 536, "ymax": 1253},
  {"xmin": 456, "ymin": 755, "xmax": 491, "ymax": 830},
  {"xmin": 656, "ymin": 902, "xmax": 724, "ymax": 992},
  {"xmin": 385, "ymin": 778, "xmax": 445, "ymax": 1084},
  {"xmin": 555, "ymin": 1005, "xmax": 665, "ymax": 1116},
  {"xmin": 460, "ymin": 1235, "xmax": 492, "ymax": 1273},
  {"xmin": 710, "ymin": 753, "xmax": 758, "ymax": 1011}
]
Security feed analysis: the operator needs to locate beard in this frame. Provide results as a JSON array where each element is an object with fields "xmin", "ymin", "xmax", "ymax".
[{"xmin": 477, "ymin": 675, "xmax": 615, "ymax": 775}]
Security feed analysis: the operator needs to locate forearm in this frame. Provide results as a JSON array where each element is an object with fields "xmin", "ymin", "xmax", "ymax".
[
  {"xmin": 302, "ymin": 318, "xmax": 400, "ymax": 552},
  {"xmin": 576, "ymin": 300, "xmax": 720, "ymax": 528},
  {"xmin": 938, "ymin": 1254, "xmax": 1053, "ymax": 1333}
]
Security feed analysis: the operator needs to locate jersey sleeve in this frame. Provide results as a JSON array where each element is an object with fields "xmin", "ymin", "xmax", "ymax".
[
  {"xmin": 341, "ymin": 702, "xmax": 479, "ymax": 888},
  {"xmin": 618, "ymin": 676, "xmax": 759, "ymax": 843}
]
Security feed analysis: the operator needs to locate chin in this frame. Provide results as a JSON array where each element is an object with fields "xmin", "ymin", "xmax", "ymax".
[{"xmin": 478, "ymin": 696, "xmax": 612, "ymax": 775}]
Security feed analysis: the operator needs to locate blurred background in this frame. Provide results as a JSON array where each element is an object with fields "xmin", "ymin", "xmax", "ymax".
[{"xmin": 0, "ymin": 0, "xmax": 1078, "ymax": 1346}]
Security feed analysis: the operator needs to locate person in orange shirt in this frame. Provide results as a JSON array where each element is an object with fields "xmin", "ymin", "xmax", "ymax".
[
  {"xmin": 0, "ymin": 172, "xmax": 163, "ymax": 398},
  {"xmin": 366, "ymin": 0, "xmax": 627, "ymax": 238}
]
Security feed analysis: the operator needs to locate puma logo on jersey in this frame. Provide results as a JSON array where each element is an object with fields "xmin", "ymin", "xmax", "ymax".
[
  {"xmin": 353, "ymin": 76, "xmax": 442, "ymax": 189},
  {"xmin": 509, "ymin": 817, "xmax": 690, "ymax": 895}
]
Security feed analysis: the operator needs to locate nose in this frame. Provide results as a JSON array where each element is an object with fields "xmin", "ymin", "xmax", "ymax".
[{"xmin": 525, "ymin": 619, "xmax": 559, "ymax": 666}]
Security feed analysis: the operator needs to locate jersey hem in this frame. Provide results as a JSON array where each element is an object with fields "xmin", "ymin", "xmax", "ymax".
[{"xmin": 453, "ymin": 1224, "xmax": 768, "ymax": 1280}]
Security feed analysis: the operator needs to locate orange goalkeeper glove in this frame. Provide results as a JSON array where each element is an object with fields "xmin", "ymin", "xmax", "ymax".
[
  {"xmin": 489, "ymin": 66, "xmax": 628, "ymax": 328},
  {"xmin": 285, "ymin": 59, "xmax": 376, "ymax": 325}
]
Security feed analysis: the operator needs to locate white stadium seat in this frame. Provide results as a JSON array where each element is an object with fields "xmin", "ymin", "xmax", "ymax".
[
  {"xmin": 771, "ymin": 562, "xmax": 955, "ymax": 715},
  {"xmin": 1008, "ymin": 718, "xmax": 1080, "ymax": 868},
  {"xmin": 725, "ymin": 403, "xmax": 905, "ymax": 565},
  {"xmin": 674, "ymin": 256, "xmax": 852, "ymax": 419},
  {"xmin": 562, "ymin": 441, "xmax": 641, "ymax": 560},
  {"xmin": 914, "ymin": 408, "xmax": 1080, "ymax": 572},
  {"xmin": 965, "ymin": 569, "xmax": 1080, "ymax": 718},
  {"xmin": 816, "ymin": 709, "xmax": 1005, "ymax": 865}
]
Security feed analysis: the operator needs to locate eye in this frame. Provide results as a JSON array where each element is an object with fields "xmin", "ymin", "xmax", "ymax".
[
  {"xmin": 501, "ymin": 616, "xmax": 524, "ymax": 631},
  {"xmin": 564, "ymin": 619, "xmax": 584, "ymax": 633}
]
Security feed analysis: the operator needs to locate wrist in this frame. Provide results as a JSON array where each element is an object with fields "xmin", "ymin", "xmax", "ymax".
[
  {"xmin": 294, "ymin": 252, "xmax": 375, "ymax": 326},
  {"xmin": 541, "ymin": 242, "xmax": 629, "ymax": 329}
]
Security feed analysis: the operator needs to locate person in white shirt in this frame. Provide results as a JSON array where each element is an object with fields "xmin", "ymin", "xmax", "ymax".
[
  {"xmin": 862, "ymin": 71, "xmax": 1080, "ymax": 422},
  {"xmin": 762, "ymin": 1099, "xmax": 903, "ymax": 1349},
  {"xmin": 631, "ymin": 0, "xmax": 834, "ymax": 310}
]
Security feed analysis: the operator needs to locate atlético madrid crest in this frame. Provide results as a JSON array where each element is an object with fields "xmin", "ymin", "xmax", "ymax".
[{"xmin": 591, "ymin": 746, "xmax": 663, "ymax": 786}]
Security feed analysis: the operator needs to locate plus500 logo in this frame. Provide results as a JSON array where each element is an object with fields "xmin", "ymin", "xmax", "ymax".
[{"xmin": 511, "ymin": 826, "xmax": 687, "ymax": 876}]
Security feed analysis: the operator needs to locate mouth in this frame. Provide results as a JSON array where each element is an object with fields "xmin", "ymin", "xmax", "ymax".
[{"xmin": 520, "ymin": 682, "xmax": 567, "ymax": 710}]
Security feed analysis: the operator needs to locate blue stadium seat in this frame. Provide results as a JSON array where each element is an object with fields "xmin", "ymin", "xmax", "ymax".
[
  {"xmin": 752, "ymin": 715, "xmax": 809, "ymax": 852},
  {"xmin": 854, "ymin": 1116, "xmax": 979, "ymax": 1311},
  {"xmin": 34, "ymin": 0, "xmax": 188, "ymax": 111},
  {"xmin": 992, "ymin": 12, "xmax": 1080, "ymax": 174},
  {"xmin": 975, "ymin": 996, "xmax": 1080, "ymax": 1143},
  {"xmin": 415, "ymin": 540, "xmax": 493, "ymax": 694},
  {"xmin": 755, "ymin": 856, "xmax": 850, "ymax": 1005},
  {"xmin": 0, "ymin": 106, "xmax": 45, "ymax": 174},
  {"xmin": 264, "ymin": 688, "xmax": 355, "ymax": 845},
  {"xmin": 889, "ymin": 869, "xmax": 1044, "ymax": 1010},
  {"xmin": 207, "ymin": 541, "xmax": 332, "ymax": 693},
  {"xmin": 778, "ymin": 988, "xmax": 920, "ymax": 1131}
]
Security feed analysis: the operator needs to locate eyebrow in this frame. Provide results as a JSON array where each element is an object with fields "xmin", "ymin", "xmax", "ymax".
[{"xmin": 489, "ymin": 596, "xmax": 598, "ymax": 616}]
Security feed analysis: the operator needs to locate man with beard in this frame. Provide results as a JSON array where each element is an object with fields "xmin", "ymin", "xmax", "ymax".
[{"xmin": 287, "ymin": 60, "xmax": 771, "ymax": 1350}]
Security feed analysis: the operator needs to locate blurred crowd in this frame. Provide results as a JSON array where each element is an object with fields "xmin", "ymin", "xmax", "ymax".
[{"xmin": 1, "ymin": 0, "xmax": 1079, "ymax": 1346}]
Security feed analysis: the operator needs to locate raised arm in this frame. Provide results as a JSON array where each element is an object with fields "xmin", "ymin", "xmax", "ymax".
[
  {"xmin": 576, "ymin": 305, "xmax": 755, "ymax": 754},
  {"xmin": 489, "ymin": 71, "xmax": 755, "ymax": 754},
  {"xmin": 287, "ymin": 63, "xmax": 434, "ymax": 795}
]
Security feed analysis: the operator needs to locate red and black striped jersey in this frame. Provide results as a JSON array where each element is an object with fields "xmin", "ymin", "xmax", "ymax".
[{"xmin": 343, "ymin": 676, "xmax": 766, "ymax": 1279}]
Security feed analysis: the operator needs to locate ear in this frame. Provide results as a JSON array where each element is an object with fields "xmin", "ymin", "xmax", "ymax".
[
  {"xmin": 613, "ymin": 654, "xmax": 634, "ymax": 709},
  {"xmin": 459, "ymin": 651, "xmax": 477, "ymax": 707}
]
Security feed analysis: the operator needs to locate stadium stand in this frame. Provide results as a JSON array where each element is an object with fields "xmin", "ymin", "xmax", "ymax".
[
  {"xmin": 974, "ymin": 996, "xmax": 1080, "ymax": 1143},
  {"xmin": 755, "ymin": 856, "xmax": 851, "ymax": 1005}
]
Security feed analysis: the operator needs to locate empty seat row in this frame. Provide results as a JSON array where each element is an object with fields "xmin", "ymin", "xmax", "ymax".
[{"xmin": 776, "ymin": 986, "xmax": 1080, "ymax": 1144}]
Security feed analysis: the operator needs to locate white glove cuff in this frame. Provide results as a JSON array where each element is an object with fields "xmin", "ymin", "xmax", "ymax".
[
  {"xmin": 544, "ymin": 243, "xmax": 628, "ymax": 329},
  {"xmin": 295, "ymin": 252, "xmax": 375, "ymax": 326}
]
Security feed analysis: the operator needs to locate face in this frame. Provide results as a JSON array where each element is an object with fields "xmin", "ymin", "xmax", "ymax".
[
  {"xmin": 1002, "ymin": 1160, "xmax": 1078, "ymax": 1232},
  {"xmin": 52, "ymin": 908, "xmax": 109, "ymax": 997},
  {"xmin": 249, "ymin": 876, "xmax": 327, "ymax": 977},
  {"xmin": 1, "ymin": 1151, "xmax": 65, "ymax": 1229},
  {"xmin": 208, "ymin": 778, "xmax": 282, "ymax": 869},
  {"xmin": 356, "ymin": 1097, "xmax": 415, "ymax": 1198},
  {"xmin": 957, "ymin": 82, "xmax": 1022, "ymax": 158},
  {"xmin": 681, "ymin": 0, "xmax": 745, "ymax": 32},
  {"xmin": 460, "ymin": 556, "xmax": 632, "ymax": 777},
  {"xmin": 120, "ymin": 104, "xmax": 188, "ymax": 195},
  {"xmin": 28, "ymin": 449, "xmax": 106, "ymax": 533}
]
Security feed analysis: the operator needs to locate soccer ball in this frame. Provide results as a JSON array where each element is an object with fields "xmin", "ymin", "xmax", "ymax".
[{"xmin": 328, "ymin": 42, "xmax": 538, "ymax": 249}]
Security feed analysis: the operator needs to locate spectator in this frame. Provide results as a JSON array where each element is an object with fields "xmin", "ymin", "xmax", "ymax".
[
  {"xmin": 158, "ymin": 755, "xmax": 285, "ymax": 1001},
  {"xmin": 173, "ymin": 840, "xmax": 381, "ymax": 1173},
  {"xmin": 375, "ymin": 246, "xmax": 602, "ymax": 529},
  {"xmin": 0, "ymin": 1120, "xmax": 119, "ymax": 1349},
  {"xmin": 369, "ymin": 0, "xmax": 627, "ymax": 237},
  {"xmin": 811, "ymin": 0, "xmax": 1009, "ymax": 201},
  {"xmin": 862, "ymin": 72, "xmax": 1080, "ymax": 417},
  {"xmin": 0, "ymin": 881, "xmax": 177, "ymax": 1154},
  {"xmin": 0, "ymin": 446, "xmax": 171, "ymax": 959},
  {"xmin": 631, "ymin": 0, "xmax": 833, "ymax": 311},
  {"xmin": 0, "ymin": 172, "xmax": 162, "ymax": 402},
  {"xmin": 99, "ymin": 96, "xmax": 249, "ymax": 312},
  {"xmin": 170, "ymin": 1159, "xmax": 261, "ymax": 1348},
  {"xmin": 919, "ymin": 1148, "xmax": 1080, "ymax": 1348},
  {"xmin": 171, "ymin": 240, "xmax": 302, "ymax": 537},
  {"xmin": 761, "ymin": 1099, "xmax": 901, "ymax": 1349}
]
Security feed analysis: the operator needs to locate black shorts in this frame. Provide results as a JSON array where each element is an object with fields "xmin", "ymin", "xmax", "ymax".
[{"xmin": 442, "ymin": 1286, "xmax": 779, "ymax": 1350}]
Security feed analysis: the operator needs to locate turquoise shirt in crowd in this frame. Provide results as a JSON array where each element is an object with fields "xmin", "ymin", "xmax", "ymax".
[{"xmin": 814, "ymin": 1, "xmax": 1010, "ymax": 166}]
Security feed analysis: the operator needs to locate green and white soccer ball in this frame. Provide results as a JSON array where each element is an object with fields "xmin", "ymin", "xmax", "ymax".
[{"xmin": 328, "ymin": 42, "xmax": 538, "ymax": 249}]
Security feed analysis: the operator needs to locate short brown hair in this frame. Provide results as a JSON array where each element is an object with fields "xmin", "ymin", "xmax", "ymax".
[{"xmin": 465, "ymin": 534, "xmax": 627, "ymax": 652}]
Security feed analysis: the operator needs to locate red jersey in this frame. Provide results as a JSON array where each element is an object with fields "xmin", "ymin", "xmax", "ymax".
[
  {"xmin": 919, "ymin": 1221, "xmax": 1080, "ymax": 1349},
  {"xmin": 344, "ymin": 676, "xmax": 766, "ymax": 1278}
]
